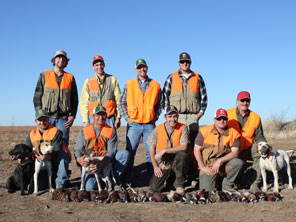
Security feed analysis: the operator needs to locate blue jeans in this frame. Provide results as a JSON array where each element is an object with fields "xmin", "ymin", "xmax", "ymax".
[
  {"xmin": 49, "ymin": 118, "xmax": 70, "ymax": 146},
  {"xmin": 35, "ymin": 149, "xmax": 69, "ymax": 190},
  {"xmin": 123, "ymin": 122, "xmax": 155, "ymax": 183},
  {"xmin": 83, "ymin": 150, "xmax": 129, "ymax": 191}
]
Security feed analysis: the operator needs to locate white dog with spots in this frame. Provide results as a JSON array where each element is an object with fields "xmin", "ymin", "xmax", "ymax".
[{"xmin": 258, "ymin": 141, "xmax": 294, "ymax": 193}]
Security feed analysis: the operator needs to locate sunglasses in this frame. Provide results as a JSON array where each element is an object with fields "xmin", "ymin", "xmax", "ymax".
[
  {"xmin": 216, "ymin": 117, "xmax": 228, "ymax": 121},
  {"xmin": 179, "ymin": 60, "xmax": 191, "ymax": 64},
  {"xmin": 240, "ymin": 98, "xmax": 250, "ymax": 103}
]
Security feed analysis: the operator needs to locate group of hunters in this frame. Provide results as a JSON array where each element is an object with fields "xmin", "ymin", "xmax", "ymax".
[{"xmin": 27, "ymin": 50, "xmax": 266, "ymax": 195}]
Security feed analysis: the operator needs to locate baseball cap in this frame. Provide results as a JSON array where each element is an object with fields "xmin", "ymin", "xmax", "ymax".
[
  {"xmin": 53, "ymin": 50, "xmax": 68, "ymax": 59},
  {"xmin": 237, "ymin": 91, "xmax": 251, "ymax": 100},
  {"xmin": 35, "ymin": 109, "xmax": 48, "ymax": 120},
  {"xmin": 135, "ymin": 59, "xmax": 147, "ymax": 68},
  {"xmin": 165, "ymin": 105, "xmax": 179, "ymax": 115},
  {"xmin": 93, "ymin": 105, "xmax": 107, "ymax": 115},
  {"xmin": 179, "ymin": 52, "xmax": 191, "ymax": 62},
  {"xmin": 215, "ymin": 108, "xmax": 228, "ymax": 119},
  {"xmin": 92, "ymin": 55, "xmax": 104, "ymax": 65}
]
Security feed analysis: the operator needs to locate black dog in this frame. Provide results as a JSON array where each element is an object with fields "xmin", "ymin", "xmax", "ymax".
[{"xmin": 6, "ymin": 144, "xmax": 35, "ymax": 195}]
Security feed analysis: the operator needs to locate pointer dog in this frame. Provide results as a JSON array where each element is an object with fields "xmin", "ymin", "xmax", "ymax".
[
  {"xmin": 258, "ymin": 142, "xmax": 294, "ymax": 193},
  {"xmin": 33, "ymin": 142, "xmax": 55, "ymax": 194},
  {"xmin": 80, "ymin": 149, "xmax": 116, "ymax": 192}
]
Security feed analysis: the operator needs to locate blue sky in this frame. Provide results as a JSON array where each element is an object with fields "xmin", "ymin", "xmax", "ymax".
[{"xmin": 0, "ymin": 0, "xmax": 295, "ymax": 126}]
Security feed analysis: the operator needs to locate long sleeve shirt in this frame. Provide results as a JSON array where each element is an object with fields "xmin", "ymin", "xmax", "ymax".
[
  {"xmin": 118, "ymin": 76, "xmax": 163, "ymax": 121},
  {"xmin": 79, "ymin": 73, "xmax": 121, "ymax": 123},
  {"xmin": 74, "ymin": 125, "xmax": 117, "ymax": 164},
  {"xmin": 33, "ymin": 69, "xmax": 78, "ymax": 119},
  {"xmin": 163, "ymin": 69, "xmax": 207, "ymax": 114}
]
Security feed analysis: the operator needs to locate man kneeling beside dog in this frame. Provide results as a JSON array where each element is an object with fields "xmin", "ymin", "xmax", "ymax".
[{"xmin": 74, "ymin": 105, "xmax": 129, "ymax": 191}]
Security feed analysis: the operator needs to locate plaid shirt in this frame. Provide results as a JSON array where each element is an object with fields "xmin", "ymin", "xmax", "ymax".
[
  {"xmin": 119, "ymin": 76, "xmax": 163, "ymax": 121},
  {"xmin": 163, "ymin": 69, "xmax": 207, "ymax": 114},
  {"xmin": 33, "ymin": 69, "xmax": 79, "ymax": 119}
]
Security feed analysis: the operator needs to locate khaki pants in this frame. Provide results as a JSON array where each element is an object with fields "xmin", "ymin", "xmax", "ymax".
[
  {"xmin": 178, "ymin": 114, "xmax": 199, "ymax": 181},
  {"xmin": 149, "ymin": 151, "xmax": 188, "ymax": 192},
  {"xmin": 199, "ymin": 158, "xmax": 244, "ymax": 191}
]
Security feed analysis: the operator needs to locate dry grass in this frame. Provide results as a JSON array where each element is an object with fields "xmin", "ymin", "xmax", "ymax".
[{"xmin": 263, "ymin": 111, "xmax": 296, "ymax": 139}]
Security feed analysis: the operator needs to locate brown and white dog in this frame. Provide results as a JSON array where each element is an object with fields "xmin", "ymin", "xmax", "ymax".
[
  {"xmin": 258, "ymin": 141, "xmax": 294, "ymax": 193},
  {"xmin": 80, "ymin": 149, "xmax": 116, "ymax": 192},
  {"xmin": 33, "ymin": 142, "xmax": 55, "ymax": 195}
]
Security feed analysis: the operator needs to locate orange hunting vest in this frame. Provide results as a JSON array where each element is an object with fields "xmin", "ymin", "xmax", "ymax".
[
  {"xmin": 126, "ymin": 78, "xmax": 160, "ymax": 123},
  {"xmin": 30, "ymin": 124, "xmax": 72, "ymax": 161},
  {"xmin": 170, "ymin": 71, "xmax": 200, "ymax": 114},
  {"xmin": 199, "ymin": 124, "xmax": 240, "ymax": 167},
  {"xmin": 156, "ymin": 122, "xmax": 185, "ymax": 150},
  {"xmin": 42, "ymin": 70, "xmax": 73, "ymax": 114},
  {"xmin": 227, "ymin": 107, "xmax": 260, "ymax": 152},
  {"xmin": 88, "ymin": 74, "xmax": 116, "ymax": 117},
  {"xmin": 83, "ymin": 124, "xmax": 113, "ymax": 157}
]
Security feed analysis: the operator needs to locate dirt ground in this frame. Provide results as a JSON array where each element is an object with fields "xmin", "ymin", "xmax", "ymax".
[{"xmin": 1, "ymin": 126, "xmax": 296, "ymax": 222}]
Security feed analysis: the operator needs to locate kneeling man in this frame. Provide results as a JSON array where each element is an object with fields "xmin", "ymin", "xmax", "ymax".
[
  {"xmin": 148, "ymin": 106, "xmax": 189, "ymax": 195},
  {"xmin": 74, "ymin": 105, "xmax": 129, "ymax": 190},
  {"xmin": 194, "ymin": 108, "xmax": 243, "ymax": 191}
]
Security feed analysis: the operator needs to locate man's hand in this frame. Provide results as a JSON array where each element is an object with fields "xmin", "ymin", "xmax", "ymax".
[
  {"xmin": 211, "ymin": 159, "xmax": 222, "ymax": 174},
  {"xmin": 77, "ymin": 156, "xmax": 89, "ymax": 167},
  {"xmin": 154, "ymin": 166, "xmax": 163, "ymax": 178},
  {"xmin": 155, "ymin": 150, "xmax": 166, "ymax": 162},
  {"xmin": 83, "ymin": 121, "xmax": 89, "ymax": 127},
  {"xmin": 64, "ymin": 116, "xmax": 75, "ymax": 128},
  {"xmin": 88, "ymin": 159, "xmax": 105, "ymax": 173},
  {"xmin": 35, "ymin": 153, "xmax": 51, "ymax": 161},
  {"xmin": 127, "ymin": 118, "xmax": 133, "ymax": 124},
  {"xmin": 201, "ymin": 166, "xmax": 216, "ymax": 176},
  {"xmin": 114, "ymin": 118, "xmax": 121, "ymax": 129},
  {"xmin": 196, "ymin": 113, "xmax": 203, "ymax": 121}
]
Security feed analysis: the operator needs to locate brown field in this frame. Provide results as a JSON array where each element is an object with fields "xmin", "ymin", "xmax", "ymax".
[{"xmin": 1, "ymin": 124, "xmax": 296, "ymax": 222}]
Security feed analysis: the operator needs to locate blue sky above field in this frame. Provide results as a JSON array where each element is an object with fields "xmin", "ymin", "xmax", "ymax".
[{"xmin": 0, "ymin": 0, "xmax": 295, "ymax": 126}]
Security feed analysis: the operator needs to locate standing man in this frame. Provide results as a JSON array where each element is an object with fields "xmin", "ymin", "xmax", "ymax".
[
  {"xmin": 194, "ymin": 109, "xmax": 243, "ymax": 191},
  {"xmin": 80, "ymin": 55, "xmax": 121, "ymax": 128},
  {"xmin": 163, "ymin": 52, "xmax": 208, "ymax": 184},
  {"xmin": 25, "ymin": 109, "xmax": 69, "ymax": 189},
  {"xmin": 74, "ymin": 106, "xmax": 129, "ymax": 190},
  {"xmin": 227, "ymin": 91, "xmax": 267, "ymax": 192},
  {"xmin": 119, "ymin": 58, "xmax": 162, "ymax": 186},
  {"xmin": 148, "ymin": 106, "xmax": 189, "ymax": 195},
  {"xmin": 33, "ymin": 50, "xmax": 78, "ymax": 146}
]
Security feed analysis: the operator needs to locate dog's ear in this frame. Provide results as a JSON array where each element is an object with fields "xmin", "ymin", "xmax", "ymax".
[
  {"xmin": 255, "ymin": 144, "xmax": 259, "ymax": 153},
  {"xmin": 268, "ymin": 144, "xmax": 272, "ymax": 152}
]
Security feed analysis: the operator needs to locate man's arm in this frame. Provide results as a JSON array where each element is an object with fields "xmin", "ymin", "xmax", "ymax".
[
  {"xmin": 198, "ymin": 74, "xmax": 207, "ymax": 116},
  {"xmin": 153, "ymin": 88, "xmax": 163, "ymax": 122},
  {"xmin": 79, "ymin": 79, "xmax": 91, "ymax": 125},
  {"xmin": 162, "ymin": 74, "xmax": 172, "ymax": 110},
  {"xmin": 70, "ymin": 76, "xmax": 79, "ymax": 119},
  {"xmin": 112, "ymin": 76, "xmax": 121, "ymax": 128},
  {"xmin": 33, "ymin": 73, "xmax": 44, "ymax": 110},
  {"xmin": 211, "ymin": 138, "xmax": 240, "ymax": 174},
  {"xmin": 254, "ymin": 119, "xmax": 267, "ymax": 143},
  {"xmin": 149, "ymin": 145, "xmax": 163, "ymax": 178},
  {"xmin": 74, "ymin": 130, "xmax": 89, "ymax": 167},
  {"xmin": 118, "ymin": 83, "xmax": 132, "ymax": 123}
]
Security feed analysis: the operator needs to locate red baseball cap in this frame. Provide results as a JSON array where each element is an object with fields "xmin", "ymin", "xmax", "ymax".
[
  {"xmin": 215, "ymin": 108, "xmax": 228, "ymax": 119},
  {"xmin": 92, "ymin": 55, "xmax": 104, "ymax": 64},
  {"xmin": 237, "ymin": 91, "xmax": 250, "ymax": 100}
]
